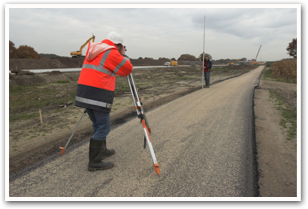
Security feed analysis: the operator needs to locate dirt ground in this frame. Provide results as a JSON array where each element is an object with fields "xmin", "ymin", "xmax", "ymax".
[
  {"xmin": 9, "ymin": 66, "xmax": 254, "ymax": 176},
  {"xmin": 9, "ymin": 64, "xmax": 298, "ymax": 197},
  {"xmin": 254, "ymin": 75, "xmax": 297, "ymax": 196}
]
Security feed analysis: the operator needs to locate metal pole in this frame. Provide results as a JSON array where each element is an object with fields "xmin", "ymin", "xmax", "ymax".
[
  {"xmin": 202, "ymin": 15, "xmax": 205, "ymax": 89},
  {"xmin": 60, "ymin": 110, "xmax": 87, "ymax": 156},
  {"xmin": 126, "ymin": 73, "xmax": 159, "ymax": 175}
]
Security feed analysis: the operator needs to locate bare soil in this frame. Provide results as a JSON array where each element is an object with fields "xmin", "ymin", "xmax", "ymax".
[
  {"xmin": 9, "ymin": 65, "xmax": 253, "ymax": 176},
  {"xmin": 254, "ymin": 75, "xmax": 297, "ymax": 196},
  {"xmin": 9, "ymin": 64, "xmax": 297, "ymax": 197}
]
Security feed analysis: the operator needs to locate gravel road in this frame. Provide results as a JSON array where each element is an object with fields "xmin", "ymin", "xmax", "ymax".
[{"xmin": 9, "ymin": 66, "xmax": 264, "ymax": 198}]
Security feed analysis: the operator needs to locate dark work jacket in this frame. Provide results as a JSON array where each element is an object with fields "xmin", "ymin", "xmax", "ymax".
[{"xmin": 204, "ymin": 60, "xmax": 212, "ymax": 72}]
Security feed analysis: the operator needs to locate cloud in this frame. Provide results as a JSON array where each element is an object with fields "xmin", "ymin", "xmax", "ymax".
[
  {"xmin": 8, "ymin": 6, "xmax": 298, "ymax": 61},
  {"xmin": 190, "ymin": 8, "xmax": 297, "ymax": 43}
]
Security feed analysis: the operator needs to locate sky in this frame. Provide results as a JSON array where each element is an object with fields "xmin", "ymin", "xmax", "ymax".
[{"xmin": 7, "ymin": 3, "xmax": 299, "ymax": 62}]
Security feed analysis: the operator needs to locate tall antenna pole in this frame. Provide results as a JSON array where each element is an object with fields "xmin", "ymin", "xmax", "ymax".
[{"xmin": 202, "ymin": 15, "xmax": 205, "ymax": 89}]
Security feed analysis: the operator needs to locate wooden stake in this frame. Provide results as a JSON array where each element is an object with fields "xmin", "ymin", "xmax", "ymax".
[{"xmin": 39, "ymin": 109, "xmax": 43, "ymax": 124}]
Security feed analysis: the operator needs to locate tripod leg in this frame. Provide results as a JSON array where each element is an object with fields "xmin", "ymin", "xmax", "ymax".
[
  {"xmin": 60, "ymin": 110, "xmax": 86, "ymax": 156},
  {"xmin": 127, "ymin": 74, "xmax": 151, "ymax": 133},
  {"xmin": 126, "ymin": 73, "xmax": 159, "ymax": 175},
  {"xmin": 142, "ymin": 119, "xmax": 159, "ymax": 175}
]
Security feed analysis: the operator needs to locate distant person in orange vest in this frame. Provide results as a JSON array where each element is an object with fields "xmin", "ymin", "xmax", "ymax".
[
  {"xmin": 204, "ymin": 56, "xmax": 212, "ymax": 88},
  {"xmin": 75, "ymin": 31, "xmax": 133, "ymax": 171}
]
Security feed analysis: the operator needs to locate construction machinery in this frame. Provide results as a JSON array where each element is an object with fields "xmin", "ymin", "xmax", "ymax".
[
  {"xmin": 170, "ymin": 60, "xmax": 178, "ymax": 66},
  {"xmin": 252, "ymin": 45, "xmax": 262, "ymax": 64},
  {"xmin": 70, "ymin": 34, "xmax": 95, "ymax": 58}
]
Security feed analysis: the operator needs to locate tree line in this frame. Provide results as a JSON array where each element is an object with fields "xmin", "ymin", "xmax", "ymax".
[{"xmin": 9, "ymin": 41, "xmax": 40, "ymax": 59}]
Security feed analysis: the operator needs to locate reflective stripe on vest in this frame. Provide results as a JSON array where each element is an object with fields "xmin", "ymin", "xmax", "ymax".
[
  {"xmin": 82, "ymin": 49, "xmax": 129, "ymax": 77},
  {"xmin": 82, "ymin": 49, "xmax": 115, "ymax": 76},
  {"xmin": 75, "ymin": 96, "xmax": 113, "ymax": 109},
  {"xmin": 82, "ymin": 64, "xmax": 113, "ymax": 76},
  {"xmin": 113, "ymin": 57, "xmax": 129, "ymax": 76}
]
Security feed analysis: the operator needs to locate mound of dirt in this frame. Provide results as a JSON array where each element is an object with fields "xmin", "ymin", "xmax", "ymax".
[
  {"xmin": 9, "ymin": 71, "xmax": 80, "ymax": 87},
  {"xmin": 9, "ymin": 57, "xmax": 202, "ymax": 72},
  {"xmin": 9, "ymin": 57, "xmax": 85, "ymax": 72},
  {"xmin": 227, "ymin": 63, "xmax": 257, "ymax": 69}
]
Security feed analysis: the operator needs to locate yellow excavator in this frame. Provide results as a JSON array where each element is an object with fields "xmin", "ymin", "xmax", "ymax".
[{"xmin": 70, "ymin": 34, "xmax": 95, "ymax": 57}]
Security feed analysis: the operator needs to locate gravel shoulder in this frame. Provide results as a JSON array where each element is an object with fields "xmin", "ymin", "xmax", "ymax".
[{"xmin": 254, "ymin": 78, "xmax": 297, "ymax": 197}]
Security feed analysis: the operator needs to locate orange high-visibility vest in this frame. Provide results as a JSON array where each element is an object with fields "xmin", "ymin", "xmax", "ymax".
[{"xmin": 75, "ymin": 39, "xmax": 133, "ymax": 112}]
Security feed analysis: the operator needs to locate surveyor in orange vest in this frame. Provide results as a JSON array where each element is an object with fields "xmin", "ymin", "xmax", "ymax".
[{"xmin": 75, "ymin": 31, "xmax": 133, "ymax": 171}]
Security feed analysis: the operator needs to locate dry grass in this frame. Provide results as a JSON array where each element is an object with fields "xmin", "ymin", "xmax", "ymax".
[{"xmin": 271, "ymin": 59, "xmax": 297, "ymax": 82}]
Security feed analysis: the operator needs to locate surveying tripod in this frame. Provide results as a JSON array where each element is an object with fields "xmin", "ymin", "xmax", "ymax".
[
  {"xmin": 60, "ymin": 73, "xmax": 160, "ymax": 175},
  {"xmin": 126, "ymin": 73, "xmax": 160, "ymax": 175}
]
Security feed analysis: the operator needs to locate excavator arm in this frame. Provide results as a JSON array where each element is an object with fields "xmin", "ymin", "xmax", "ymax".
[{"xmin": 70, "ymin": 34, "xmax": 95, "ymax": 57}]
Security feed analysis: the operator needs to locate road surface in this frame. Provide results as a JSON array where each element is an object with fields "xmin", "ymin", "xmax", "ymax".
[{"xmin": 9, "ymin": 66, "xmax": 264, "ymax": 198}]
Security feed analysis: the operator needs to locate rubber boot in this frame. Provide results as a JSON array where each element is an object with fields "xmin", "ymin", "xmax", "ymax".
[
  {"xmin": 205, "ymin": 82, "xmax": 208, "ymax": 88},
  {"xmin": 100, "ymin": 140, "xmax": 115, "ymax": 160},
  {"xmin": 88, "ymin": 138, "xmax": 114, "ymax": 171},
  {"xmin": 208, "ymin": 82, "xmax": 210, "ymax": 88}
]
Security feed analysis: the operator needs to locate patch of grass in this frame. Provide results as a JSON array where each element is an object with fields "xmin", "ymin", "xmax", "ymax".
[
  {"xmin": 58, "ymin": 99, "xmax": 65, "ymax": 104},
  {"xmin": 280, "ymin": 118, "xmax": 287, "ymax": 128},
  {"xmin": 53, "ymin": 108, "xmax": 63, "ymax": 113},
  {"xmin": 263, "ymin": 69, "xmax": 273, "ymax": 81},
  {"xmin": 212, "ymin": 67, "xmax": 230, "ymax": 71},
  {"xmin": 9, "ymin": 85, "xmax": 58, "ymax": 115},
  {"xmin": 9, "ymin": 80, "xmax": 77, "ymax": 123},
  {"xmin": 55, "ymin": 80, "xmax": 70, "ymax": 84},
  {"xmin": 10, "ymin": 113, "xmax": 38, "ymax": 122},
  {"xmin": 269, "ymin": 90, "xmax": 297, "ymax": 141},
  {"xmin": 114, "ymin": 86, "xmax": 130, "ymax": 92}
]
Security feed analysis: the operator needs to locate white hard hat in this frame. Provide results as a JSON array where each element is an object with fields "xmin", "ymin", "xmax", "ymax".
[{"xmin": 106, "ymin": 31, "xmax": 123, "ymax": 45}]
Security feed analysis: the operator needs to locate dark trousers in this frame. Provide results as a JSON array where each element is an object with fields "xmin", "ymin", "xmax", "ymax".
[
  {"xmin": 86, "ymin": 108, "xmax": 110, "ymax": 141},
  {"xmin": 204, "ymin": 71, "xmax": 210, "ymax": 84}
]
